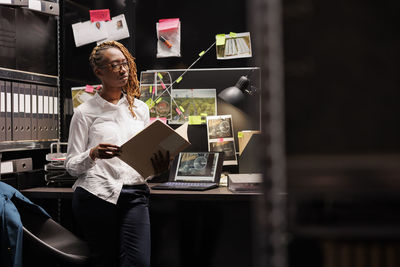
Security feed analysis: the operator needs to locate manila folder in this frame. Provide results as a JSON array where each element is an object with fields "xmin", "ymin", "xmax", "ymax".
[{"xmin": 118, "ymin": 120, "xmax": 191, "ymax": 178}]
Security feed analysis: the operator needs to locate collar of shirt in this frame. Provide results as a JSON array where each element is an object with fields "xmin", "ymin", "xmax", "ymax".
[{"xmin": 94, "ymin": 92, "xmax": 128, "ymax": 108}]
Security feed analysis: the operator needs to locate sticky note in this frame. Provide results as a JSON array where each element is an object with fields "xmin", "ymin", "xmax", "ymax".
[
  {"xmin": 90, "ymin": 9, "xmax": 111, "ymax": 22},
  {"xmin": 229, "ymin": 32, "xmax": 237, "ymax": 38},
  {"xmin": 176, "ymin": 76, "xmax": 183, "ymax": 83},
  {"xmin": 149, "ymin": 86, "xmax": 153, "ymax": 93},
  {"xmin": 218, "ymin": 138, "xmax": 224, "ymax": 143},
  {"xmin": 156, "ymin": 98, "xmax": 162, "ymax": 104},
  {"xmin": 238, "ymin": 132, "xmax": 243, "ymax": 138},
  {"xmin": 161, "ymin": 82, "xmax": 166, "ymax": 89},
  {"xmin": 200, "ymin": 113, "xmax": 207, "ymax": 117},
  {"xmin": 85, "ymin": 85, "xmax": 94, "ymax": 93},
  {"xmin": 199, "ymin": 51, "xmax": 205, "ymax": 57},
  {"xmin": 216, "ymin": 34, "xmax": 226, "ymax": 46},
  {"xmin": 175, "ymin": 107, "xmax": 182, "ymax": 115},
  {"xmin": 158, "ymin": 18, "xmax": 180, "ymax": 31},
  {"xmin": 179, "ymin": 106, "xmax": 185, "ymax": 112},
  {"xmin": 95, "ymin": 85, "xmax": 101, "ymax": 90},
  {"xmin": 157, "ymin": 73, "xmax": 163, "ymax": 79},
  {"xmin": 145, "ymin": 98, "xmax": 155, "ymax": 109},
  {"xmin": 189, "ymin": 116, "xmax": 202, "ymax": 125}
]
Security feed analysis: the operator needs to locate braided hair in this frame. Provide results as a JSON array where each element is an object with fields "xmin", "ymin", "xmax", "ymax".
[{"xmin": 89, "ymin": 41, "xmax": 140, "ymax": 117}]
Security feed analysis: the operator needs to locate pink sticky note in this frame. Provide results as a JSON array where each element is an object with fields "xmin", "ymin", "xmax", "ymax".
[
  {"xmin": 175, "ymin": 107, "xmax": 182, "ymax": 115},
  {"xmin": 150, "ymin": 117, "xmax": 167, "ymax": 124},
  {"xmin": 90, "ymin": 9, "xmax": 111, "ymax": 22},
  {"xmin": 95, "ymin": 85, "xmax": 101, "ymax": 91},
  {"xmin": 85, "ymin": 85, "xmax": 94, "ymax": 93},
  {"xmin": 158, "ymin": 18, "xmax": 180, "ymax": 31},
  {"xmin": 218, "ymin": 138, "xmax": 224, "ymax": 143},
  {"xmin": 161, "ymin": 82, "xmax": 166, "ymax": 89}
]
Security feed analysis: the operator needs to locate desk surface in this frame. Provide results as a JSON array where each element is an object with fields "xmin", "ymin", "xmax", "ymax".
[{"xmin": 21, "ymin": 184, "xmax": 261, "ymax": 201}]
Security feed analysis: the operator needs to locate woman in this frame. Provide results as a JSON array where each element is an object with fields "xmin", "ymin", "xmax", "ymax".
[{"xmin": 65, "ymin": 41, "xmax": 168, "ymax": 267}]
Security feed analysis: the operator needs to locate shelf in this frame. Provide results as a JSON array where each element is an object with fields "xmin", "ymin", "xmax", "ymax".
[{"xmin": 0, "ymin": 140, "xmax": 58, "ymax": 152}]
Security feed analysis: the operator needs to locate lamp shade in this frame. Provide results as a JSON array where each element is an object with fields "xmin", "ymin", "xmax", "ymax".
[{"xmin": 218, "ymin": 76, "xmax": 250, "ymax": 107}]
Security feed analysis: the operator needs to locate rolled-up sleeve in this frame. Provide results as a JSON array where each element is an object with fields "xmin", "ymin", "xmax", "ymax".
[{"xmin": 65, "ymin": 109, "xmax": 96, "ymax": 177}]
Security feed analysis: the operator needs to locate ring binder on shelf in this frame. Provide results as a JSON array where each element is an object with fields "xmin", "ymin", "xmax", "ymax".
[
  {"xmin": 31, "ymin": 84, "xmax": 38, "ymax": 140},
  {"xmin": 24, "ymin": 83, "xmax": 32, "ymax": 140},
  {"xmin": 0, "ymin": 80, "xmax": 5, "ymax": 141},
  {"xmin": 5, "ymin": 81, "xmax": 12, "ymax": 141}
]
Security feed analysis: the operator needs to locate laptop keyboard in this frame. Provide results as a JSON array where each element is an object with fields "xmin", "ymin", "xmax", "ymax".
[{"xmin": 151, "ymin": 182, "xmax": 218, "ymax": 191}]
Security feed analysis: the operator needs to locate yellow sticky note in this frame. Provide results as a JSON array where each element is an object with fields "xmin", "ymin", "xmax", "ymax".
[
  {"xmin": 216, "ymin": 34, "xmax": 226, "ymax": 46},
  {"xmin": 200, "ymin": 113, "xmax": 207, "ymax": 117},
  {"xmin": 157, "ymin": 73, "xmax": 163, "ymax": 79},
  {"xmin": 229, "ymin": 32, "xmax": 237, "ymax": 38},
  {"xmin": 156, "ymin": 97, "xmax": 162, "ymax": 104},
  {"xmin": 149, "ymin": 86, "xmax": 152, "ymax": 93},
  {"xmin": 189, "ymin": 115, "xmax": 202, "ymax": 125},
  {"xmin": 238, "ymin": 132, "xmax": 243, "ymax": 138},
  {"xmin": 179, "ymin": 106, "xmax": 185, "ymax": 112},
  {"xmin": 176, "ymin": 76, "xmax": 183, "ymax": 83},
  {"xmin": 198, "ymin": 51, "xmax": 205, "ymax": 57},
  {"xmin": 145, "ymin": 98, "xmax": 155, "ymax": 109}
]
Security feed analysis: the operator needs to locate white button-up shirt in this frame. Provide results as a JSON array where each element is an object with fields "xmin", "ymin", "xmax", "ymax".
[{"xmin": 65, "ymin": 93, "xmax": 150, "ymax": 204}]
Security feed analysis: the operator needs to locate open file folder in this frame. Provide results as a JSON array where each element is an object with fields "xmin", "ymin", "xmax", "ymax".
[{"xmin": 118, "ymin": 120, "xmax": 191, "ymax": 178}]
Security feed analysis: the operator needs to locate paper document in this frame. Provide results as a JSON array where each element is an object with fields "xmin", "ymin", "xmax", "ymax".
[{"xmin": 118, "ymin": 120, "xmax": 191, "ymax": 178}]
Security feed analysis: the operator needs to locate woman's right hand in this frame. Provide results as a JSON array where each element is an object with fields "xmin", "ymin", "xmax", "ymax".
[{"xmin": 89, "ymin": 143, "xmax": 122, "ymax": 160}]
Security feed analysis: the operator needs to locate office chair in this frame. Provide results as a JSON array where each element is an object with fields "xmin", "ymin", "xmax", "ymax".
[{"xmin": 18, "ymin": 204, "xmax": 89, "ymax": 266}]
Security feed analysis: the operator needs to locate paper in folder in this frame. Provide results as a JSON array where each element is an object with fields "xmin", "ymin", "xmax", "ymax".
[{"xmin": 118, "ymin": 119, "xmax": 191, "ymax": 178}]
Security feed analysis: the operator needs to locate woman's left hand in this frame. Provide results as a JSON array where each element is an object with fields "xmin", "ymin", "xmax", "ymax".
[{"xmin": 150, "ymin": 150, "xmax": 171, "ymax": 176}]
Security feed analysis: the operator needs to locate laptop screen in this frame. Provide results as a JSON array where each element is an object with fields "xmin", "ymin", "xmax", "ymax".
[{"xmin": 173, "ymin": 152, "xmax": 220, "ymax": 182}]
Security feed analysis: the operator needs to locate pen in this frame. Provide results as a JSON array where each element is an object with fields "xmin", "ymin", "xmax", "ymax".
[{"xmin": 159, "ymin": 36, "xmax": 172, "ymax": 48}]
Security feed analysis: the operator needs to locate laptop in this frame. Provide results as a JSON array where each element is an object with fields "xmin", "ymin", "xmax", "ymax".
[{"xmin": 151, "ymin": 152, "xmax": 224, "ymax": 191}]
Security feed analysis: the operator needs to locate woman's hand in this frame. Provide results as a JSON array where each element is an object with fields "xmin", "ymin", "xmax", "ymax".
[
  {"xmin": 151, "ymin": 150, "xmax": 171, "ymax": 176},
  {"xmin": 90, "ymin": 143, "xmax": 122, "ymax": 160}
]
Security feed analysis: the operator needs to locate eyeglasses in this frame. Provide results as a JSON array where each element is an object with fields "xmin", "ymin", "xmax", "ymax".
[{"xmin": 100, "ymin": 61, "xmax": 129, "ymax": 72}]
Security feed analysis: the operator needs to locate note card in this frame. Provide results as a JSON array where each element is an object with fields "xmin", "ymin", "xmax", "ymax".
[
  {"xmin": 158, "ymin": 18, "xmax": 180, "ymax": 31},
  {"xmin": 90, "ymin": 9, "xmax": 111, "ymax": 22}
]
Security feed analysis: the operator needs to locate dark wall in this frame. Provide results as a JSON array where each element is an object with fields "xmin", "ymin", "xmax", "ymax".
[{"xmin": 284, "ymin": 0, "xmax": 400, "ymax": 155}]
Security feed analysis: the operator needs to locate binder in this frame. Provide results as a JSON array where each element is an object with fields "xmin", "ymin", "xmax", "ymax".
[
  {"xmin": 52, "ymin": 86, "xmax": 59, "ymax": 139},
  {"xmin": 5, "ymin": 81, "xmax": 12, "ymax": 141},
  {"xmin": 31, "ymin": 84, "xmax": 38, "ymax": 140},
  {"xmin": 0, "ymin": 80, "xmax": 5, "ymax": 141},
  {"xmin": 43, "ymin": 86, "xmax": 50, "ymax": 140},
  {"xmin": 37, "ymin": 85, "xmax": 44, "ymax": 140},
  {"xmin": 18, "ymin": 83, "xmax": 28, "ymax": 140},
  {"xmin": 24, "ymin": 83, "xmax": 32, "ymax": 140},
  {"xmin": 12, "ymin": 82, "xmax": 22, "ymax": 141}
]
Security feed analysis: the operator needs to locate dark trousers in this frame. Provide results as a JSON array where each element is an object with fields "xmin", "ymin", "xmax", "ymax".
[{"xmin": 72, "ymin": 185, "xmax": 150, "ymax": 267}]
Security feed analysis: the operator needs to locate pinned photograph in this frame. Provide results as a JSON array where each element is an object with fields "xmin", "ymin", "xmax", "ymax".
[
  {"xmin": 209, "ymin": 140, "xmax": 237, "ymax": 165},
  {"xmin": 72, "ymin": 20, "xmax": 108, "ymax": 47},
  {"xmin": 170, "ymin": 89, "xmax": 217, "ymax": 125},
  {"xmin": 71, "ymin": 85, "xmax": 101, "ymax": 110},
  {"xmin": 97, "ymin": 14, "xmax": 130, "ymax": 44},
  {"xmin": 207, "ymin": 116, "xmax": 234, "ymax": 139},
  {"xmin": 215, "ymin": 32, "xmax": 252, "ymax": 60},
  {"xmin": 206, "ymin": 115, "xmax": 237, "ymax": 165}
]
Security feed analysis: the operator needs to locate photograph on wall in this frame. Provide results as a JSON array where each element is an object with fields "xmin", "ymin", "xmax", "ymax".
[
  {"xmin": 206, "ymin": 115, "xmax": 237, "ymax": 165},
  {"xmin": 139, "ymin": 71, "xmax": 173, "ymax": 120},
  {"xmin": 215, "ymin": 32, "xmax": 252, "ymax": 60},
  {"xmin": 71, "ymin": 85, "xmax": 101, "ymax": 110},
  {"xmin": 72, "ymin": 20, "xmax": 108, "ymax": 47},
  {"xmin": 97, "ymin": 14, "xmax": 130, "ymax": 44},
  {"xmin": 207, "ymin": 115, "xmax": 234, "ymax": 139},
  {"xmin": 169, "ymin": 89, "xmax": 217, "ymax": 125},
  {"xmin": 209, "ymin": 140, "xmax": 237, "ymax": 165}
]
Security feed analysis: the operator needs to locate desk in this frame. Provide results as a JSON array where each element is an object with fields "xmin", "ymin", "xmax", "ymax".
[
  {"xmin": 21, "ymin": 184, "xmax": 260, "ymax": 200},
  {"xmin": 21, "ymin": 184, "xmax": 261, "ymax": 267}
]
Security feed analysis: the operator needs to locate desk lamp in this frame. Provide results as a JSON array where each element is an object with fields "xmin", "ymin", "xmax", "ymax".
[{"xmin": 218, "ymin": 75, "xmax": 256, "ymax": 107}]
